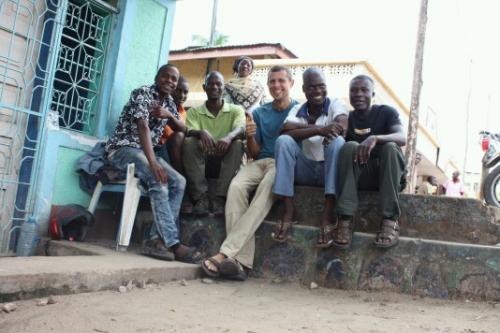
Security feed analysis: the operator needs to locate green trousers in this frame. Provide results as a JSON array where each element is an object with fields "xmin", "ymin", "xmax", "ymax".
[
  {"xmin": 336, "ymin": 141, "xmax": 406, "ymax": 219},
  {"xmin": 182, "ymin": 137, "xmax": 244, "ymax": 201}
]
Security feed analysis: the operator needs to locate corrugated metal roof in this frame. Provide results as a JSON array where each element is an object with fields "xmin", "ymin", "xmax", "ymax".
[{"xmin": 170, "ymin": 42, "xmax": 298, "ymax": 58}]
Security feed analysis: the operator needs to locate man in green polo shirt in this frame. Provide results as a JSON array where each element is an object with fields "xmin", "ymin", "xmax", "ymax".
[{"xmin": 183, "ymin": 71, "xmax": 245, "ymax": 215}]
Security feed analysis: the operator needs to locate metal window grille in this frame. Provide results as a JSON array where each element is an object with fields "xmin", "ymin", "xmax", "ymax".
[{"xmin": 51, "ymin": 0, "xmax": 112, "ymax": 134}]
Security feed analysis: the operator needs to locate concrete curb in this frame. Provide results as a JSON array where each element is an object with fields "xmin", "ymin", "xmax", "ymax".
[{"xmin": 0, "ymin": 241, "xmax": 200, "ymax": 302}]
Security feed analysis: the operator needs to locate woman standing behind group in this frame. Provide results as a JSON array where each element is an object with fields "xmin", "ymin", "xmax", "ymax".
[{"xmin": 224, "ymin": 56, "xmax": 266, "ymax": 114}]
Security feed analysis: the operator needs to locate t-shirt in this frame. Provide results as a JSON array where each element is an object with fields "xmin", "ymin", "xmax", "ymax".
[
  {"xmin": 186, "ymin": 101, "xmax": 245, "ymax": 141},
  {"xmin": 284, "ymin": 97, "xmax": 348, "ymax": 161},
  {"xmin": 252, "ymin": 100, "xmax": 299, "ymax": 160},
  {"xmin": 105, "ymin": 84, "xmax": 178, "ymax": 154},
  {"xmin": 346, "ymin": 104, "xmax": 402, "ymax": 157},
  {"xmin": 443, "ymin": 179, "xmax": 465, "ymax": 197}
]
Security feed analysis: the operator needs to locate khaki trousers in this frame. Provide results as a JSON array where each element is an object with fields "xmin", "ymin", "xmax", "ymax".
[{"xmin": 220, "ymin": 158, "xmax": 276, "ymax": 268}]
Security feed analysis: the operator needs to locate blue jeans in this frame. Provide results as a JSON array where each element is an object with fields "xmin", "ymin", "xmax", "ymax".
[
  {"xmin": 273, "ymin": 135, "xmax": 345, "ymax": 197},
  {"xmin": 108, "ymin": 147, "xmax": 186, "ymax": 247}
]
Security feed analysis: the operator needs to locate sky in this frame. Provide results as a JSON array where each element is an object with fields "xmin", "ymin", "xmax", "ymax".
[{"xmin": 171, "ymin": 0, "xmax": 500, "ymax": 175}]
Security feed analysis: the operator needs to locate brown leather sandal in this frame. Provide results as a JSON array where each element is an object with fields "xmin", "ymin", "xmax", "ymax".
[
  {"xmin": 332, "ymin": 217, "xmax": 354, "ymax": 250},
  {"xmin": 373, "ymin": 219, "xmax": 400, "ymax": 248},
  {"xmin": 271, "ymin": 220, "xmax": 298, "ymax": 243}
]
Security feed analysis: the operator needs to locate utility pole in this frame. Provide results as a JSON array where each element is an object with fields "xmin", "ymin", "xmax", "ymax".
[
  {"xmin": 462, "ymin": 59, "xmax": 473, "ymax": 184},
  {"xmin": 206, "ymin": 0, "xmax": 219, "ymax": 75},
  {"xmin": 405, "ymin": 0, "xmax": 429, "ymax": 193},
  {"xmin": 209, "ymin": 0, "xmax": 218, "ymax": 46}
]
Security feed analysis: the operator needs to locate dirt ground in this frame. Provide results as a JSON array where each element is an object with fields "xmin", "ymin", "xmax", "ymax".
[{"xmin": 1, "ymin": 278, "xmax": 499, "ymax": 333}]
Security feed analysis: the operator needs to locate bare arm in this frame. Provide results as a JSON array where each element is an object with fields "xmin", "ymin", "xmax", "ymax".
[
  {"xmin": 150, "ymin": 106, "xmax": 186, "ymax": 133},
  {"xmin": 245, "ymin": 116, "xmax": 260, "ymax": 159},
  {"xmin": 281, "ymin": 115, "xmax": 347, "ymax": 141},
  {"xmin": 137, "ymin": 119, "xmax": 167, "ymax": 183},
  {"xmin": 215, "ymin": 127, "xmax": 244, "ymax": 155},
  {"xmin": 281, "ymin": 121, "xmax": 323, "ymax": 140},
  {"xmin": 373, "ymin": 124, "xmax": 406, "ymax": 146},
  {"xmin": 356, "ymin": 123, "xmax": 406, "ymax": 164}
]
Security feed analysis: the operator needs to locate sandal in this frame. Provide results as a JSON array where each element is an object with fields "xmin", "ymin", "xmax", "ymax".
[
  {"xmin": 374, "ymin": 219, "xmax": 400, "ymax": 248},
  {"xmin": 219, "ymin": 257, "xmax": 247, "ymax": 281},
  {"xmin": 271, "ymin": 220, "xmax": 298, "ymax": 243},
  {"xmin": 201, "ymin": 257, "xmax": 221, "ymax": 278},
  {"xmin": 316, "ymin": 223, "xmax": 336, "ymax": 248},
  {"xmin": 141, "ymin": 239, "xmax": 175, "ymax": 261},
  {"xmin": 332, "ymin": 217, "xmax": 354, "ymax": 250},
  {"xmin": 175, "ymin": 246, "xmax": 204, "ymax": 264}
]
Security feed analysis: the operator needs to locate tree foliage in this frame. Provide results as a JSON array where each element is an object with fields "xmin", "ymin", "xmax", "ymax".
[{"xmin": 190, "ymin": 31, "xmax": 229, "ymax": 47}]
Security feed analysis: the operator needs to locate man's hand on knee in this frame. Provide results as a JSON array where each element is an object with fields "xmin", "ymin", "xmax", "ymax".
[{"xmin": 150, "ymin": 160, "xmax": 168, "ymax": 183}]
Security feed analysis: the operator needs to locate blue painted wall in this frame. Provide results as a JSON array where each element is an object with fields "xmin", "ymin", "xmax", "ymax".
[{"xmin": 33, "ymin": 0, "xmax": 177, "ymax": 234}]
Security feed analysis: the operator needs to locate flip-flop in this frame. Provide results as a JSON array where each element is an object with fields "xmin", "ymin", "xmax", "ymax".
[
  {"xmin": 271, "ymin": 220, "xmax": 298, "ymax": 243},
  {"xmin": 316, "ymin": 223, "xmax": 336, "ymax": 248},
  {"xmin": 219, "ymin": 257, "xmax": 247, "ymax": 281},
  {"xmin": 201, "ymin": 257, "xmax": 221, "ymax": 278}
]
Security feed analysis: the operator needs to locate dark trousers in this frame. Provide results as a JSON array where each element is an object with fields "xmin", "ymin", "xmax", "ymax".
[
  {"xmin": 336, "ymin": 141, "xmax": 406, "ymax": 219},
  {"xmin": 182, "ymin": 137, "xmax": 244, "ymax": 201}
]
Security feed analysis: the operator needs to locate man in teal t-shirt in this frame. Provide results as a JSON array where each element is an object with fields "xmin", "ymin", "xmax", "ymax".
[{"xmin": 201, "ymin": 65, "xmax": 298, "ymax": 280}]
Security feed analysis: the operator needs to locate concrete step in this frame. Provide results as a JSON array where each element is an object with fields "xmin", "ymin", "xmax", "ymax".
[
  {"xmin": 0, "ymin": 241, "xmax": 200, "ymax": 302},
  {"xmin": 265, "ymin": 186, "xmax": 500, "ymax": 245},
  {"xmin": 180, "ymin": 216, "xmax": 500, "ymax": 301},
  {"xmin": 254, "ymin": 221, "xmax": 500, "ymax": 301}
]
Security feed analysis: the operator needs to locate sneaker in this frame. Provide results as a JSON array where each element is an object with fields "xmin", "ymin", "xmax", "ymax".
[
  {"xmin": 192, "ymin": 196, "xmax": 209, "ymax": 215},
  {"xmin": 211, "ymin": 196, "xmax": 225, "ymax": 216},
  {"xmin": 141, "ymin": 238, "xmax": 174, "ymax": 261}
]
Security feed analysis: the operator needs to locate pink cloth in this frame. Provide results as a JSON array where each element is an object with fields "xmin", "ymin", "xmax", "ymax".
[{"xmin": 443, "ymin": 180, "xmax": 465, "ymax": 197}]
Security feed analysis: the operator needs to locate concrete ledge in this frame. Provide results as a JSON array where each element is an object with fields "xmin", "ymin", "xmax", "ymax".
[
  {"xmin": 0, "ymin": 241, "xmax": 200, "ymax": 302},
  {"xmin": 180, "ymin": 216, "xmax": 500, "ymax": 301},
  {"xmin": 252, "ymin": 222, "xmax": 500, "ymax": 301},
  {"xmin": 266, "ymin": 187, "xmax": 500, "ymax": 245}
]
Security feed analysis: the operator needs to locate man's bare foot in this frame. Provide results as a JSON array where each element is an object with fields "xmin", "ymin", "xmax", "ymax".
[
  {"xmin": 201, "ymin": 253, "xmax": 226, "ymax": 277},
  {"xmin": 272, "ymin": 197, "xmax": 296, "ymax": 242}
]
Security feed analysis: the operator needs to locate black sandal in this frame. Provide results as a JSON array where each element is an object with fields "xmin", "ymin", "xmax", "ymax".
[
  {"xmin": 271, "ymin": 220, "xmax": 298, "ymax": 243},
  {"xmin": 175, "ymin": 246, "xmax": 203, "ymax": 264},
  {"xmin": 374, "ymin": 219, "xmax": 400, "ymax": 248},
  {"xmin": 141, "ymin": 239, "xmax": 175, "ymax": 261},
  {"xmin": 219, "ymin": 257, "xmax": 247, "ymax": 281},
  {"xmin": 201, "ymin": 257, "xmax": 221, "ymax": 278}
]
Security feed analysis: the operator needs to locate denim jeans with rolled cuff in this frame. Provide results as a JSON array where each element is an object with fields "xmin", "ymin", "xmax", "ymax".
[{"xmin": 108, "ymin": 147, "xmax": 186, "ymax": 247}]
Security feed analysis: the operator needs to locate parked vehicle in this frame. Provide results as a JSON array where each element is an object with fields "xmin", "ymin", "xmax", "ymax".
[{"xmin": 479, "ymin": 131, "xmax": 500, "ymax": 207}]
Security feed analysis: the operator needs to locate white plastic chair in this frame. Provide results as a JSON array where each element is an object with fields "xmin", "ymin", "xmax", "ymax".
[{"xmin": 88, "ymin": 163, "xmax": 142, "ymax": 251}]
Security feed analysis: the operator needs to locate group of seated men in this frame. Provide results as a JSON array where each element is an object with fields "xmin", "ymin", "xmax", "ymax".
[{"xmin": 103, "ymin": 61, "xmax": 407, "ymax": 280}]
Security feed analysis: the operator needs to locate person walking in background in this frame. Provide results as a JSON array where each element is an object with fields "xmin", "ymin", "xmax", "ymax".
[{"xmin": 443, "ymin": 171, "xmax": 465, "ymax": 197}]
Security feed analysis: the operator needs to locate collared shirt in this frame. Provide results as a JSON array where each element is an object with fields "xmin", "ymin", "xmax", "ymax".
[
  {"xmin": 284, "ymin": 97, "xmax": 348, "ymax": 161},
  {"xmin": 105, "ymin": 84, "xmax": 179, "ymax": 154},
  {"xmin": 186, "ymin": 101, "xmax": 245, "ymax": 141}
]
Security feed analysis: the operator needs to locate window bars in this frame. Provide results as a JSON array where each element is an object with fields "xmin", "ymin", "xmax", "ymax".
[{"xmin": 51, "ymin": 0, "xmax": 112, "ymax": 134}]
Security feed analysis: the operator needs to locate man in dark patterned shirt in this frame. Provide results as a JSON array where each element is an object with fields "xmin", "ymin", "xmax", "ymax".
[{"xmin": 105, "ymin": 64, "xmax": 202, "ymax": 263}]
